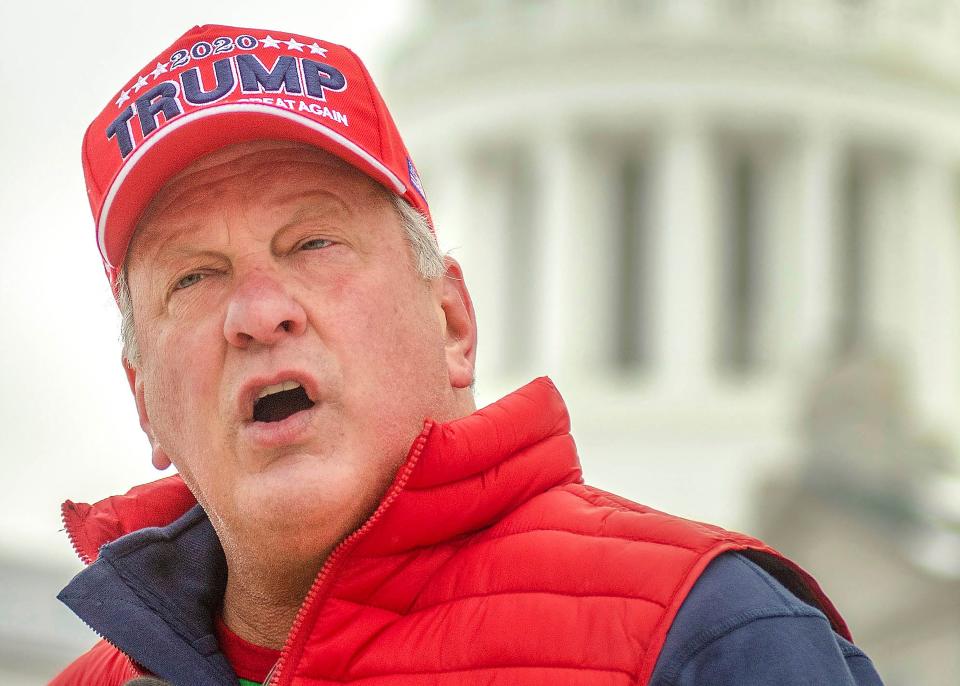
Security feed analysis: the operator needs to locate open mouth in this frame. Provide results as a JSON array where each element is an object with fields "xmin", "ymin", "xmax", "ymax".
[{"xmin": 253, "ymin": 381, "xmax": 316, "ymax": 423}]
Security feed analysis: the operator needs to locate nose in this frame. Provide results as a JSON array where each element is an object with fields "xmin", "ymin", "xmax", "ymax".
[{"xmin": 223, "ymin": 271, "xmax": 307, "ymax": 348}]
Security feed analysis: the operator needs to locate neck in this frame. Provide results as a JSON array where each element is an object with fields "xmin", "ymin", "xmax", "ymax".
[
  {"xmin": 220, "ymin": 549, "xmax": 327, "ymax": 650},
  {"xmin": 215, "ymin": 396, "xmax": 479, "ymax": 649}
]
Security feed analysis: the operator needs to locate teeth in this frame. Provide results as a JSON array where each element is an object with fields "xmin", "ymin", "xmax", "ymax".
[{"xmin": 257, "ymin": 380, "xmax": 302, "ymax": 400}]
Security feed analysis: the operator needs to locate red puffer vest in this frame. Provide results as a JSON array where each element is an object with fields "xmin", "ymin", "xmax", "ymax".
[{"xmin": 55, "ymin": 377, "xmax": 849, "ymax": 685}]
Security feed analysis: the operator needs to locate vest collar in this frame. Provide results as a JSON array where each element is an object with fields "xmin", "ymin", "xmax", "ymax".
[
  {"xmin": 63, "ymin": 377, "xmax": 581, "ymax": 563},
  {"xmin": 354, "ymin": 376, "xmax": 582, "ymax": 556}
]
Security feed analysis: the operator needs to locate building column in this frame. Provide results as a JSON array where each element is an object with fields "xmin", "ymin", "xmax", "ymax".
[
  {"xmin": 531, "ymin": 126, "xmax": 580, "ymax": 374},
  {"xmin": 664, "ymin": 0, "xmax": 714, "ymax": 29},
  {"xmin": 651, "ymin": 114, "xmax": 719, "ymax": 394},
  {"xmin": 791, "ymin": 124, "xmax": 842, "ymax": 365},
  {"xmin": 456, "ymin": 144, "xmax": 513, "ymax": 378},
  {"xmin": 905, "ymin": 149, "xmax": 960, "ymax": 450},
  {"xmin": 536, "ymin": 127, "xmax": 623, "ymax": 377},
  {"xmin": 861, "ymin": 152, "xmax": 910, "ymax": 350},
  {"xmin": 754, "ymin": 141, "xmax": 795, "ymax": 371},
  {"xmin": 422, "ymin": 146, "xmax": 468, "ymax": 257}
]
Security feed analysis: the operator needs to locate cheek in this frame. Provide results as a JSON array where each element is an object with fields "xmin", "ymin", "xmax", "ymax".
[
  {"xmin": 142, "ymin": 321, "xmax": 224, "ymax": 441},
  {"xmin": 334, "ymin": 278, "xmax": 448, "ymax": 404},
  {"xmin": 340, "ymin": 273, "xmax": 437, "ymax": 347}
]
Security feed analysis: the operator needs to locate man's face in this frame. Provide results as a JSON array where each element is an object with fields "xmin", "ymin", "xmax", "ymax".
[{"xmin": 125, "ymin": 141, "xmax": 475, "ymax": 561}]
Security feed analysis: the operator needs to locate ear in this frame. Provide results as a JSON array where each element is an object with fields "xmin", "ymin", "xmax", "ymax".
[
  {"xmin": 123, "ymin": 357, "xmax": 172, "ymax": 471},
  {"xmin": 438, "ymin": 257, "xmax": 477, "ymax": 390}
]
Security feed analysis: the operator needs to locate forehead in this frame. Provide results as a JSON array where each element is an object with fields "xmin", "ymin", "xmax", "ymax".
[{"xmin": 130, "ymin": 140, "xmax": 389, "ymax": 253}]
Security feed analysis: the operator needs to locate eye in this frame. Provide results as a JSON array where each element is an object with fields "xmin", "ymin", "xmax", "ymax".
[
  {"xmin": 299, "ymin": 238, "xmax": 333, "ymax": 251},
  {"xmin": 174, "ymin": 272, "xmax": 205, "ymax": 291}
]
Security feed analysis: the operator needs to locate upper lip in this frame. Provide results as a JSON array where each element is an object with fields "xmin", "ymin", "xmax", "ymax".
[{"xmin": 237, "ymin": 370, "xmax": 320, "ymax": 422}]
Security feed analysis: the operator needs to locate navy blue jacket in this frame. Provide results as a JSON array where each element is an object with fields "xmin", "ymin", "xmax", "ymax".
[
  {"xmin": 59, "ymin": 504, "xmax": 885, "ymax": 685},
  {"xmin": 651, "ymin": 552, "xmax": 884, "ymax": 684}
]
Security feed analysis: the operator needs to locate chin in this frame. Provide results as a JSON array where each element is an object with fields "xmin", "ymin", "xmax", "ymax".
[{"xmin": 231, "ymin": 450, "xmax": 394, "ymax": 550}]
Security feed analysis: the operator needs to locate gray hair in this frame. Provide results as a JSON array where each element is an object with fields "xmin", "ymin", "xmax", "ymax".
[{"xmin": 118, "ymin": 194, "xmax": 444, "ymax": 366}]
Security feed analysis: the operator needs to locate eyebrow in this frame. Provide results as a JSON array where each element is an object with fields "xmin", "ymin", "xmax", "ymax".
[
  {"xmin": 271, "ymin": 189, "xmax": 353, "ymax": 219},
  {"xmin": 148, "ymin": 247, "xmax": 224, "ymax": 278},
  {"xmin": 131, "ymin": 220, "xmax": 205, "ymax": 267}
]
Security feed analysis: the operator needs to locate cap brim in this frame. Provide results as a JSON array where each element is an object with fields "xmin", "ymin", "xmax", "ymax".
[{"xmin": 97, "ymin": 103, "xmax": 408, "ymax": 270}]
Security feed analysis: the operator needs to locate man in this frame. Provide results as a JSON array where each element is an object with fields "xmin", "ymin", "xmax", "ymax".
[{"xmin": 54, "ymin": 24, "xmax": 884, "ymax": 685}]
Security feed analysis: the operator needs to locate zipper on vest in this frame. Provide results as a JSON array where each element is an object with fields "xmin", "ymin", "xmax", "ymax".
[
  {"xmin": 61, "ymin": 506, "xmax": 157, "ymax": 681},
  {"xmin": 70, "ymin": 612, "xmax": 142, "ymax": 680},
  {"xmin": 267, "ymin": 422, "xmax": 433, "ymax": 686},
  {"xmin": 62, "ymin": 502, "xmax": 95, "ymax": 566}
]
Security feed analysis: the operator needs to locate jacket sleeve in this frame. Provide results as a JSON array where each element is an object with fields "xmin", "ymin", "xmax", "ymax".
[
  {"xmin": 649, "ymin": 552, "xmax": 885, "ymax": 686},
  {"xmin": 659, "ymin": 613, "xmax": 883, "ymax": 685},
  {"xmin": 49, "ymin": 639, "xmax": 141, "ymax": 686}
]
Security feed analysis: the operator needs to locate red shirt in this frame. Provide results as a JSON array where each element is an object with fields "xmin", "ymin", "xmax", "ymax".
[{"xmin": 214, "ymin": 615, "xmax": 280, "ymax": 684}]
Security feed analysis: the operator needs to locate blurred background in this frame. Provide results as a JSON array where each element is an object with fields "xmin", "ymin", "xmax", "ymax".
[{"xmin": 2, "ymin": 1, "xmax": 959, "ymax": 683}]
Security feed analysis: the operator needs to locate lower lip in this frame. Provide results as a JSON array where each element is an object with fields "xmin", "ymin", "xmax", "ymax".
[{"xmin": 241, "ymin": 404, "xmax": 319, "ymax": 449}]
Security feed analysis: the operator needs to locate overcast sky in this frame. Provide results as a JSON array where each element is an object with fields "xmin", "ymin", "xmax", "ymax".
[{"xmin": 0, "ymin": 0, "xmax": 415, "ymax": 566}]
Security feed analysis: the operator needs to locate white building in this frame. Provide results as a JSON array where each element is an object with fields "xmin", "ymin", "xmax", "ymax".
[
  {"xmin": 385, "ymin": 2, "xmax": 960, "ymax": 682},
  {"xmin": 386, "ymin": 0, "xmax": 960, "ymax": 526}
]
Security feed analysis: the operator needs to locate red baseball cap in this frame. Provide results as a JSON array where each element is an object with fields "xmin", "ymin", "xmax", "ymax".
[{"xmin": 82, "ymin": 24, "xmax": 430, "ymax": 285}]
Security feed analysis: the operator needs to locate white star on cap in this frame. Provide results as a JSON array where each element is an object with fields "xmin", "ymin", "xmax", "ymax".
[
  {"xmin": 308, "ymin": 42, "xmax": 328, "ymax": 56},
  {"xmin": 132, "ymin": 74, "xmax": 149, "ymax": 92},
  {"xmin": 115, "ymin": 89, "xmax": 131, "ymax": 107},
  {"xmin": 285, "ymin": 37, "xmax": 305, "ymax": 52},
  {"xmin": 261, "ymin": 35, "xmax": 281, "ymax": 48},
  {"xmin": 149, "ymin": 61, "xmax": 168, "ymax": 79}
]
